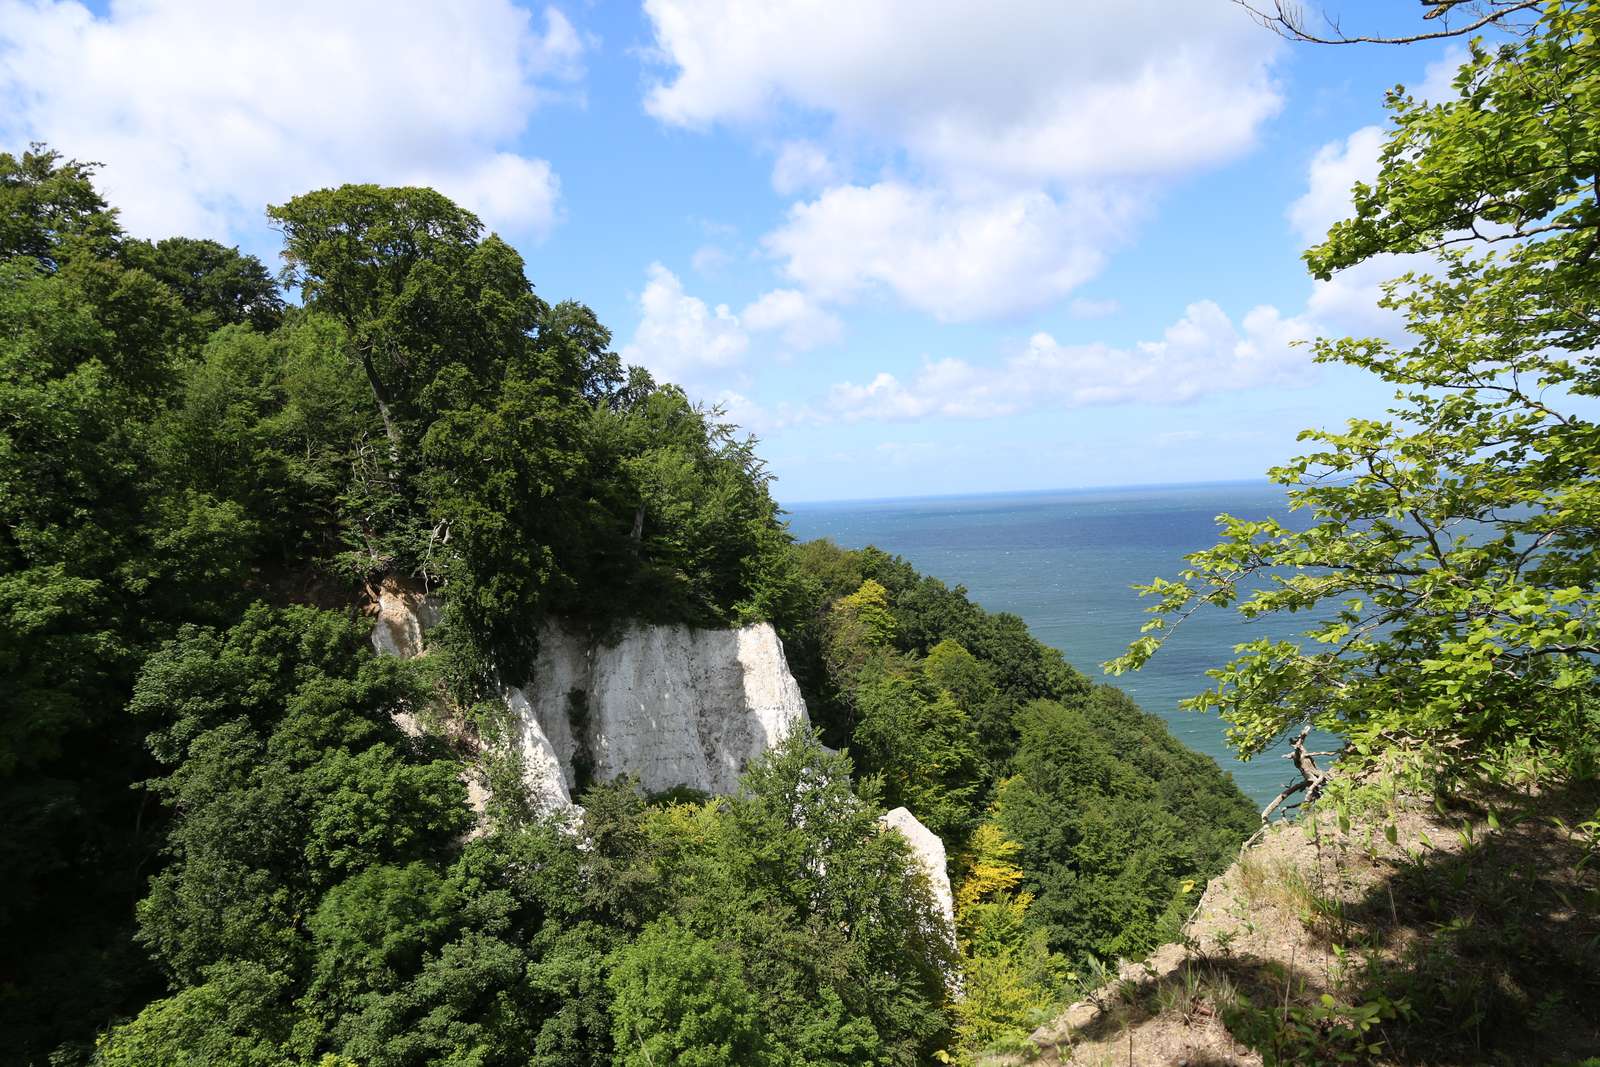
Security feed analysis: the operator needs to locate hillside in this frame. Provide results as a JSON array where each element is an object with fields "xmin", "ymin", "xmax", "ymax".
[
  {"xmin": 998, "ymin": 775, "xmax": 1600, "ymax": 1066},
  {"xmin": 0, "ymin": 149, "xmax": 1256, "ymax": 1067}
]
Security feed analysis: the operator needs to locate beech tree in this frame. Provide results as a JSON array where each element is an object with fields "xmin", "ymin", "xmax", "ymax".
[{"xmin": 1114, "ymin": 1, "xmax": 1600, "ymax": 786}]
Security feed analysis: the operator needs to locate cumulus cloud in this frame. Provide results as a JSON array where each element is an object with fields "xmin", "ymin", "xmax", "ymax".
[
  {"xmin": 641, "ymin": 0, "xmax": 1282, "ymax": 324},
  {"xmin": 1290, "ymin": 123, "xmax": 1451, "ymax": 343},
  {"xmin": 771, "ymin": 140, "xmax": 836, "ymax": 196},
  {"xmin": 740, "ymin": 288, "xmax": 842, "ymax": 349},
  {"xmin": 766, "ymin": 181, "xmax": 1138, "ymax": 321},
  {"xmin": 620, "ymin": 265, "xmax": 842, "ymax": 389},
  {"xmin": 827, "ymin": 300, "xmax": 1316, "ymax": 421},
  {"xmin": 1287, "ymin": 125, "xmax": 1384, "ymax": 244},
  {"xmin": 642, "ymin": 0, "xmax": 1281, "ymax": 184},
  {"xmin": 0, "ymin": 0, "xmax": 583, "ymax": 240},
  {"xmin": 621, "ymin": 263, "xmax": 749, "ymax": 384}
]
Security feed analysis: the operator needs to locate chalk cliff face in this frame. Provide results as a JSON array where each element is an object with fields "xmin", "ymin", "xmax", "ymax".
[
  {"xmin": 366, "ymin": 585, "xmax": 810, "ymax": 805},
  {"xmin": 508, "ymin": 620, "xmax": 811, "ymax": 802},
  {"xmin": 366, "ymin": 585, "xmax": 956, "ymax": 937},
  {"xmin": 881, "ymin": 806, "xmax": 955, "ymax": 932}
]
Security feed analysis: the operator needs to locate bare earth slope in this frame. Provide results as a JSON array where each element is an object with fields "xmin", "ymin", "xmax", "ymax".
[{"xmin": 995, "ymin": 777, "xmax": 1600, "ymax": 1066}]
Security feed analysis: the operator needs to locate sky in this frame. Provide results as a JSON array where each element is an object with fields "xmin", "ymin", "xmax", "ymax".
[{"xmin": 0, "ymin": 0, "xmax": 1475, "ymax": 502}]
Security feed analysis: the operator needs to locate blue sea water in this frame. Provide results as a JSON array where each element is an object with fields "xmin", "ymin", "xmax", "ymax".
[{"xmin": 783, "ymin": 481, "xmax": 1323, "ymax": 809}]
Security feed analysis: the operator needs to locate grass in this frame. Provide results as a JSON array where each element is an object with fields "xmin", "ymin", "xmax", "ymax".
[{"xmin": 1014, "ymin": 772, "xmax": 1600, "ymax": 1066}]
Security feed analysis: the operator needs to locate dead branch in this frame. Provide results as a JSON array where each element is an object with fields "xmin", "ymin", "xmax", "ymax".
[
  {"xmin": 1261, "ymin": 724, "xmax": 1333, "ymax": 822},
  {"xmin": 1235, "ymin": 0, "xmax": 1541, "ymax": 45}
]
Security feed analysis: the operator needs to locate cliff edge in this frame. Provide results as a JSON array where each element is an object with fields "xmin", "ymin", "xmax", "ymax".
[{"xmin": 995, "ymin": 777, "xmax": 1600, "ymax": 1066}]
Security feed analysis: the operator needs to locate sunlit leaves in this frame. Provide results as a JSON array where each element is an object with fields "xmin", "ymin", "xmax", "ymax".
[{"xmin": 1112, "ymin": 4, "xmax": 1600, "ymax": 780}]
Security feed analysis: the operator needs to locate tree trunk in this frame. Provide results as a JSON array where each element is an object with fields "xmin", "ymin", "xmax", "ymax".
[{"xmin": 358, "ymin": 346, "xmax": 403, "ymax": 463}]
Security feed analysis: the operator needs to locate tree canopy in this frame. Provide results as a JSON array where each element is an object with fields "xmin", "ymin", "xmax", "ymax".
[{"xmin": 2, "ymin": 146, "xmax": 1260, "ymax": 1066}]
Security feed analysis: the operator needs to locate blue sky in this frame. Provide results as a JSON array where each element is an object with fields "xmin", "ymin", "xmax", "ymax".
[{"xmin": 0, "ymin": 0, "xmax": 1470, "ymax": 502}]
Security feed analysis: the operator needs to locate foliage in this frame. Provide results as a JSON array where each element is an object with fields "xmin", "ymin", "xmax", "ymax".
[
  {"xmin": 0, "ymin": 146, "xmax": 268, "ymax": 1061},
  {"xmin": 1112, "ymin": 2, "xmax": 1600, "ymax": 784},
  {"xmin": 124, "ymin": 236, "xmax": 284, "ymax": 334},
  {"xmin": 608, "ymin": 919, "xmax": 776, "ymax": 1067},
  {"xmin": 998, "ymin": 695, "xmax": 1255, "ymax": 964},
  {"xmin": 949, "ymin": 823, "xmax": 1062, "ymax": 1055},
  {"xmin": 787, "ymin": 542, "xmax": 1259, "ymax": 1060}
]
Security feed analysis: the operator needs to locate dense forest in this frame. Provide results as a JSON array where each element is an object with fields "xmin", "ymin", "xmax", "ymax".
[{"xmin": 0, "ymin": 149, "xmax": 1254, "ymax": 1065}]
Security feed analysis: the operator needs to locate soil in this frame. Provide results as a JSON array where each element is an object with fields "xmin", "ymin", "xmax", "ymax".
[{"xmin": 986, "ymin": 774, "xmax": 1600, "ymax": 1066}]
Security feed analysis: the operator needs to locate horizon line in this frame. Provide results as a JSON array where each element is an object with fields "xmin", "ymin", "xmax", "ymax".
[{"xmin": 779, "ymin": 475, "xmax": 1275, "ymax": 509}]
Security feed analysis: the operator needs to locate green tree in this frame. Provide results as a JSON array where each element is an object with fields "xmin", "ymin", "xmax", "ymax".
[
  {"xmin": 268, "ymin": 185, "xmax": 518, "ymax": 455},
  {"xmin": 851, "ymin": 667, "xmax": 984, "ymax": 841},
  {"xmin": 0, "ymin": 145, "xmax": 253, "ymax": 1061},
  {"xmin": 608, "ymin": 919, "xmax": 776, "ymax": 1067},
  {"xmin": 1112, "ymin": 2, "xmax": 1600, "ymax": 784},
  {"xmin": 950, "ymin": 823, "xmax": 1060, "ymax": 1055},
  {"xmin": 124, "ymin": 236, "xmax": 284, "ymax": 334},
  {"xmin": 0, "ymin": 144, "xmax": 120, "ymax": 269}
]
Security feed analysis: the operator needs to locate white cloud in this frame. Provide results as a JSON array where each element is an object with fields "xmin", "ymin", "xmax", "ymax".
[
  {"xmin": 740, "ymin": 288, "xmax": 842, "ymax": 349},
  {"xmin": 771, "ymin": 140, "xmax": 836, "ymax": 196},
  {"xmin": 766, "ymin": 180, "xmax": 1138, "ymax": 321},
  {"xmin": 619, "ymin": 266, "xmax": 841, "ymax": 390},
  {"xmin": 1414, "ymin": 46, "xmax": 1468, "ymax": 106},
  {"xmin": 642, "ymin": 0, "xmax": 1281, "ymax": 184},
  {"xmin": 642, "ymin": 0, "xmax": 1282, "ymax": 326},
  {"xmin": 827, "ymin": 300, "xmax": 1316, "ymax": 421},
  {"xmin": 621, "ymin": 263, "xmax": 749, "ymax": 384},
  {"xmin": 0, "ymin": 0, "xmax": 583, "ymax": 240},
  {"xmin": 1287, "ymin": 125, "xmax": 1384, "ymax": 244},
  {"xmin": 1290, "ymin": 121, "xmax": 1454, "ymax": 343},
  {"xmin": 691, "ymin": 244, "xmax": 732, "ymax": 274},
  {"xmin": 420, "ymin": 153, "xmax": 561, "ymax": 235}
]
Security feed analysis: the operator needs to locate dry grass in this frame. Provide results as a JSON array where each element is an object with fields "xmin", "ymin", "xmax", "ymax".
[{"xmin": 985, "ymin": 775, "xmax": 1600, "ymax": 1067}]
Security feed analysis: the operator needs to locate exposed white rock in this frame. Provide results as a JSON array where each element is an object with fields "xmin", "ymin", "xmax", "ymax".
[
  {"xmin": 880, "ymin": 806, "xmax": 956, "ymax": 936},
  {"xmin": 366, "ymin": 584, "xmax": 813, "ymax": 808},
  {"xmin": 503, "ymin": 685, "xmax": 574, "ymax": 811},
  {"xmin": 518, "ymin": 619, "xmax": 811, "ymax": 801},
  {"xmin": 369, "ymin": 578, "xmax": 442, "ymax": 658}
]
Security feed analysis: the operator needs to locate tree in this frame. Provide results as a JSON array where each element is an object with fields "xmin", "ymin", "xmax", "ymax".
[
  {"xmin": 950, "ymin": 823, "xmax": 1061, "ymax": 1053},
  {"xmin": 0, "ymin": 144, "xmax": 120, "ymax": 269},
  {"xmin": 608, "ymin": 919, "xmax": 776, "ymax": 1067},
  {"xmin": 1237, "ymin": 0, "xmax": 1543, "ymax": 46},
  {"xmin": 1113, "ymin": 1, "xmax": 1600, "ymax": 787},
  {"xmin": 267, "ymin": 185, "xmax": 535, "ymax": 455},
  {"xmin": 125, "ymin": 236, "xmax": 284, "ymax": 333}
]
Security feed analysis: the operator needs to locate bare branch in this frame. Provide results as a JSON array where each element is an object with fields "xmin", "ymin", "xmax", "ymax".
[
  {"xmin": 1235, "ymin": 0, "xmax": 1541, "ymax": 45},
  {"xmin": 1261, "ymin": 724, "xmax": 1335, "ymax": 822}
]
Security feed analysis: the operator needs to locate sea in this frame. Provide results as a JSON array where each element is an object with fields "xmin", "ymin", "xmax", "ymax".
[{"xmin": 783, "ymin": 480, "xmax": 1324, "ymax": 809}]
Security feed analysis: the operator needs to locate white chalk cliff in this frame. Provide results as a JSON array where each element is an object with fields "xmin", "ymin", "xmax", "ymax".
[
  {"xmin": 367, "ymin": 583, "xmax": 956, "ymax": 935},
  {"xmin": 506, "ymin": 620, "xmax": 811, "ymax": 803},
  {"xmin": 881, "ymin": 806, "xmax": 955, "ymax": 931},
  {"xmin": 367, "ymin": 583, "xmax": 810, "ymax": 805}
]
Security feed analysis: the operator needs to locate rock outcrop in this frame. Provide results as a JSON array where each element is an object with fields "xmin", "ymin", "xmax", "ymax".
[
  {"xmin": 366, "ymin": 585, "xmax": 957, "ymax": 938},
  {"xmin": 368, "ymin": 577, "xmax": 441, "ymax": 659},
  {"xmin": 367, "ymin": 584, "xmax": 810, "ymax": 805},
  {"xmin": 508, "ymin": 620, "xmax": 811, "ymax": 802},
  {"xmin": 881, "ymin": 806, "xmax": 957, "ymax": 941}
]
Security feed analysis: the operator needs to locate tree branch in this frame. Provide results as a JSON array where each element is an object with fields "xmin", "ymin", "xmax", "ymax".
[{"xmin": 1235, "ymin": 0, "xmax": 1541, "ymax": 45}]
